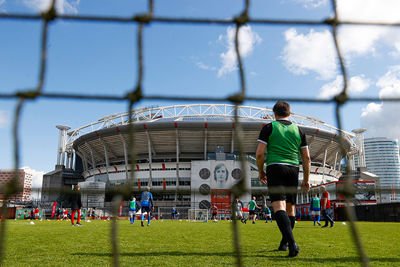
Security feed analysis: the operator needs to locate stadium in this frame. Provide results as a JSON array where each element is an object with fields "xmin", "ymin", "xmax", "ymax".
[{"xmin": 42, "ymin": 104, "xmax": 357, "ymax": 218}]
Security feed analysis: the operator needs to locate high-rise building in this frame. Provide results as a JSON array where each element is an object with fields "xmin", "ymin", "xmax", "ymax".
[
  {"xmin": 364, "ymin": 137, "xmax": 400, "ymax": 202},
  {"xmin": 0, "ymin": 169, "xmax": 33, "ymax": 201}
]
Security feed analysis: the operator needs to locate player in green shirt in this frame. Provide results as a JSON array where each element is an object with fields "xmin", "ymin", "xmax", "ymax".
[
  {"xmin": 264, "ymin": 205, "xmax": 272, "ymax": 223},
  {"xmin": 247, "ymin": 196, "xmax": 261, "ymax": 224},
  {"xmin": 256, "ymin": 101, "xmax": 311, "ymax": 257},
  {"xmin": 129, "ymin": 197, "xmax": 140, "ymax": 224}
]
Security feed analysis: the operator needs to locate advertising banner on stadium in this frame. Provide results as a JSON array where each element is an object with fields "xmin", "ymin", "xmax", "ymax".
[
  {"xmin": 210, "ymin": 161, "xmax": 248, "ymax": 190},
  {"xmin": 15, "ymin": 208, "xmax": 41, "ymax": 220},
  {"xmin": 191, "ymin": 160, "xmax": 251, "ymax": 211},
  {"xmin": 211, "ymin": 189, "xmax": 231, "ymax": 211}
]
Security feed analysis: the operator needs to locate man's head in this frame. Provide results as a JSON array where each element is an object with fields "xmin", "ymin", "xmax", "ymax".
[
  {"xmin": 74, "ymin": 185, "xmax": 80, "ymax": 190},
  {"xmin": 132, "ymin": 197, "xmax": 136, "ymax": 201},
  {"xmin": 146, "ymin": 186, "xmax": 151, "ymax": 192},
  {"xmin": 272, "ymin": 101, "xmax": 291, "ymax": 118},
  {"xmin": 252, "ymin": 196, "xmax": 256, "ymax": 201}
]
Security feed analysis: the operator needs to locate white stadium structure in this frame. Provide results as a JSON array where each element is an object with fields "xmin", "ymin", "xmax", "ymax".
[{"xmin": 42, "ymin": 104, "xmax": 358, "ymax": 216}]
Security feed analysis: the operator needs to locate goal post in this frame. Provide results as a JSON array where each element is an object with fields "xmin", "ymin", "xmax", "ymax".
[{"xmin": 188, "ymin": 209, "xmax": 209, "ymax": 223}]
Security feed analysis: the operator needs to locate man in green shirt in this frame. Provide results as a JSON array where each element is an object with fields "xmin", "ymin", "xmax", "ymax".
[
  {"xmin": 129, "ymin": 197, "xmax": 140, "ymax": 224},
  {"xmin": 256, "ymin": 101, "xmax": 311, "ymax": 257},
  {"xmin": 264, "ymin": 205, "xmax": 272, "ymax": 223},
  {"xmin": 247, "ymin": 196, "xmax": 261, "ymax": 224}
]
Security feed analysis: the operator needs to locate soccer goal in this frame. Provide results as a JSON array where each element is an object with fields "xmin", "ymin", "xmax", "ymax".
[
  {"xmin": 188, "ymin": 209, "xmax": 209, "ymax": 223},
  {"xmin": 157, "ymin": 207, "xmax": 188, "ymax": 220}
]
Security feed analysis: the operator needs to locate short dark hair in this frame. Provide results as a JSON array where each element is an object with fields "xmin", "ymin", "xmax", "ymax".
[{"xmin": 272, "ymin": 101, "xmax": 291, "ymax": 117}]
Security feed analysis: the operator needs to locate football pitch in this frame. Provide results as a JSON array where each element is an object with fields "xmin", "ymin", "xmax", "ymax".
[{"xmin": 1, "ymin": 219, "xmax": 399, "ymax": 266}]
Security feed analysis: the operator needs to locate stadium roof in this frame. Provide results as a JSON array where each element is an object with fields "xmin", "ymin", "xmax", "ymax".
[{"xmin": 63, "ymin": 104, "xmax": 356, "ymax": 168}]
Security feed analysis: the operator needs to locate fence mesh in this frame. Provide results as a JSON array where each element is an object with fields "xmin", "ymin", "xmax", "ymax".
[{"xmin": 3, "ymin": 0, "xmax": 400, "ymax": 266}]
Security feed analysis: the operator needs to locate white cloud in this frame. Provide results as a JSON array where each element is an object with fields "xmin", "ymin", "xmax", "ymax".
[
  {"xmin": 361, "ymin": 102, "xmax": 400, "ymax": 139},
  {"xmin": 0, "ymin": 110, "xmax": 7, "ymax": 128},
  {"xmin": 218, "ymin": 25, "xmax": 262, "ymax": 77},
  {"xmin": 361, "ymin": 102, "xmax": 382, "ymax": 117},
  {"xmin": 282, "ymin": 28, "xmax": 337, "ymax": 80},
  {"xmin": 196, "ymin": 61, "xmax": 216, "ymax": 71},
  {"xmin": 389, "ymin": 42, "xmax": 400, "ymax": 57},
  {"xmin": 295, "ymin": 0, "xmax": 328, "ymax": 8},
  {"xmin": 361, "ymin": 65, "xmax": 400, "ymax": 139},
  {"xmin": 337, "ymin": 0, "xmax": 400, "ymax": 58},
  {"xmin": 376, "ymin": 65, "xmax": 400, "ymax": 98},
  {"xmin": 318, "ymin": 75, "xmax": 370, "ymax": 99},
  {"xmin": 22, "ymin": 0, "xmax": 80, "ymax": 14},
  {"xmin": 283, "ymin": 0, "xmax": 400, "ymax": 80},
  {"xmin": 337, "ymin": 0, "xmax": 400, "ymax": 23}
]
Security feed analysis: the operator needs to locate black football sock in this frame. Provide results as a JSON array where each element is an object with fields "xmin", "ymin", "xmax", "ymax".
[
  {"xmin": 279, "ymin": 215, "xmax": 296, "ymax": 245},
  {"xmin": 289, "ymin": 216, "xmax": 296, "ymax": 229},
  {"xmin": 275, "ymin": 210, "xmax": 295, "ymax": 246}
]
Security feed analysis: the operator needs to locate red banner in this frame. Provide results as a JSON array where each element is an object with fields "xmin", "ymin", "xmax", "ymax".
[
  {"xmin": 211, "ymin": 189, "xmax": 231, "ymax": 210},
  {"xmin": 162, "ymin": 163, "xmax": 166, "ymax": 171},
  {"xmin": 51, "ymin": 201, "xmax": 57, "ymax": 218},
  {"xmin": 119, "ymin": 202, "xmax": 123, "ymax": 217},
  {"xmin": 138, "ymin": 178, "xmax": 141, "ymax": 189},
  {"xmin": 163, "ymin": 178, "xmax": 166, "ymax": 190}
]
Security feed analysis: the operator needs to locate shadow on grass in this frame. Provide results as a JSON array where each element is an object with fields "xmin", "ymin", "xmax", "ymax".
[
  {"xmin": 72, "ymin": 252, "xmax": 399, "ymax": 264},
  {"xmin": 73, "ymin": 251, "xmax": 237, "ymax": 257}
]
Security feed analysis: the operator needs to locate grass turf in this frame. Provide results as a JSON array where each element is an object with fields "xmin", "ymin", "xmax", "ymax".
[{"xmin": 1, "ymin": 219, "xmax": 399, "ymax": 266}]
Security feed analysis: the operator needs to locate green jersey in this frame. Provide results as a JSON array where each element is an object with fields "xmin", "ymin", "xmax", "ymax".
[
  {"xmin": 129, "ymin": 200, "xmax": 137, "ymax": 210},
  {"xmin": 266, "ymin": 121, "xmax": 302, "ymax": 165},
  {"xmin": 249, "ymin": 200, "xmax": 257, "ymax": 211},
  {"xmin": 311, "ymin": 197, "xmax": 320, "ymax": 210}
]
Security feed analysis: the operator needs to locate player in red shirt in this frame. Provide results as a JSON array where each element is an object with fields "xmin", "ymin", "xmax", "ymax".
[
  {"xmin": 35, "ymin": 208, "xmax": 40, "ymax": 220},
  {"xmin": 211, "ymin": 205, "xmax": 218, "ymax": 222},
  {"xmin": 62, "ymin": 209, "xmax": 68, "ymax": 220},
  {"xmin": 320, "ymin": 186, "xmax": 334, "ymax": 227}
]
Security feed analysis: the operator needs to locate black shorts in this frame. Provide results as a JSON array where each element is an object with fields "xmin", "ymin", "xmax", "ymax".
[
  {"xmin": 249, "ymin": 210, "xmax": 256, "ymax": 215},
  {"xmin": 266, "ymin": 164, "xmax": 299, "ymax": 204},
  {"xmin": 142, "ymin": 206, "xmax": 151, "ymax": 213}
]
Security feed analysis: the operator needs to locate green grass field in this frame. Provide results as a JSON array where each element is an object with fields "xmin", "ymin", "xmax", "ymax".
[{"xmin": 1, "ymin": 219, "xmax": 399, "ymax": 267}]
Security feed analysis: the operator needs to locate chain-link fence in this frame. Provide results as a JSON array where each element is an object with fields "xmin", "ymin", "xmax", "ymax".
[{"xmin": 3, "ymin": 0, "xmax": 400, "ymax": 266}]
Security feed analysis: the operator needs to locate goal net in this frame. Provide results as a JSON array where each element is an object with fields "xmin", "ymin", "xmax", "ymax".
[
  {"xmin": 157, "ymin": 207, "xmax": 188, "ymax": 220},
  {"xmin": 188, "ymin": 209, "xmax": 209, "ymax": 223}
]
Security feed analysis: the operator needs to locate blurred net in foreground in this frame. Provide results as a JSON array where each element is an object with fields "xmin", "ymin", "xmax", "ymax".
[{"xmin": 3, "ymin": 1, "xmax": 400, "ymax": 266}]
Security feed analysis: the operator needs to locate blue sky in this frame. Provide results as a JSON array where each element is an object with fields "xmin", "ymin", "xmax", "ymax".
[{"xmin": 1, "ymin": 0, "xmax": 400, "ymax": 189}]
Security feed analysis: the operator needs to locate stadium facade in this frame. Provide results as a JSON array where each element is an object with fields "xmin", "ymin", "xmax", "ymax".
[{"xmin": 41, "ymin": 104, "xmax": 359, "ymax": 213}]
